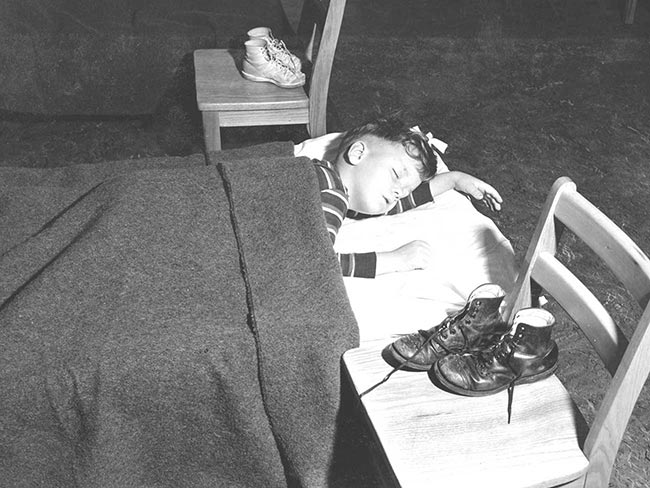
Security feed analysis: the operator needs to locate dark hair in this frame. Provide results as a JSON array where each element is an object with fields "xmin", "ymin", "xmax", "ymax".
[{"xmin": 336, "ymin": 116, "xmax": 439, "ymax": 179}]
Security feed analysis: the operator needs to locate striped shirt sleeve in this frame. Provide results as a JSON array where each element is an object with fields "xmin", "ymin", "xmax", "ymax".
[
  {"xmin": 313, "ymin": 159, "xmax": 377, "ymax": 278},
  {"xmin": 313, "ymin": 160, "xmax": 348, "ymax": 243},
  {"xmin": 387, "ymin": 181, "xmax": 434, "ymax": 215}
]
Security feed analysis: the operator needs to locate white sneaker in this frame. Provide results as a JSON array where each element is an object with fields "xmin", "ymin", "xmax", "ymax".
[
  {"xmin": 242, "ymin": 39, "xmax": 305, "ymax": 89},
  {"xmin": 247, "ymin": 26, "xmax": 302, "ymax": 73}
]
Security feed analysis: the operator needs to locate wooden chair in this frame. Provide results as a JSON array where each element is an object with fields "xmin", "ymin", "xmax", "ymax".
[
  {"xmin": 342, "ymin": 177, "xmax": 650, "ymax": 487},
  {"xmin": 193, "ymin": 0, "xmax": 346, "ymax": 151},
  {"xmin": 624, "ymin": 0, "xmax": 638, "ymax": 24}
]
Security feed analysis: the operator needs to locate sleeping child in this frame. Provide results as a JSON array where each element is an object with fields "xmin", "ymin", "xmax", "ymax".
[{"xmin": 294, "ymin": 116, "xmax": 503, "ymax": 278}]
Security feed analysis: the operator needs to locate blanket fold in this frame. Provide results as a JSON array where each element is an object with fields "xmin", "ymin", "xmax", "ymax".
[{"xmin": 0, "ymin": 149, "xmax": 359, "ymax": 487}]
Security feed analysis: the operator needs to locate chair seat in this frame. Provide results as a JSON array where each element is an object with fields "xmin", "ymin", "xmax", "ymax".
[
  {"xmin": 343, "ymin": 340, "xmax": 590, "ymax": 488},
  {"xmin": 194, "ymin": 49, "xmax": 309, "ymax": 126}
]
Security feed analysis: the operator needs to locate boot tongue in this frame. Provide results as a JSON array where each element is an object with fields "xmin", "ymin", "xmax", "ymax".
[
  {"xmin": 468, "ymin": 283, "xmax": 505, "ymax": 301},
  {"xmin": 514, "ymin": 308, "xmax": 554, "ymax": 328},
  {"xmin": 519, "ymin": 316, "xmax": 548, "ymax": 328}
]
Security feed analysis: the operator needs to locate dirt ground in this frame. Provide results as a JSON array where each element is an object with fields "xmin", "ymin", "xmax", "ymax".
[{"xmin": 1, "ymin": 0, "xmax": 649, "ymax": 486}]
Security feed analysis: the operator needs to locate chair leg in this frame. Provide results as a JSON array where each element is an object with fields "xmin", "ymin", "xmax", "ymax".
[
  {"xmin": 202, "ymin": 111, "xmax": 221, "ymax": 151},
  {"xmin": 624, "ymin": 0, "xmax": 637, "ymax": 24}
]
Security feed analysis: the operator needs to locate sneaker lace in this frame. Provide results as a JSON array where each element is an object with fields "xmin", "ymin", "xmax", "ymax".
[
  {"xmin": 267, "ymin": 38, "xmax": 297, "ymax": 70},
  {"xmin": 262, "ymin": 45, "xmax": 297, "ymax": 77}
]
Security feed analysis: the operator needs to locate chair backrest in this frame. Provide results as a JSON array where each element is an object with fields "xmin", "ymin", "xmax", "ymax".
[
  {"xmin": 294, "ymin": 0, "xmax": 346, "ymax": 137},
  {"xmin": 502, "ymin": 176, "xmax": 650, "ymax": 486}
]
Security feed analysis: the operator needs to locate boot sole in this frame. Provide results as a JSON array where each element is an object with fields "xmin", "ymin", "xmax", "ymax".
[
  {"xmin": 384, "ymin": 330, "xmax": 508, "ymax": 373},
  {"xmin": 241, "ymin": 71, "xmax": 305, "ymax": 89},
  {"xmin": 432, "ymin": 361, "xmax": 558, "ymax": 397},
  {"xmin": 383, "ymin": 343, "xmax": 434, "ymax": 371}
]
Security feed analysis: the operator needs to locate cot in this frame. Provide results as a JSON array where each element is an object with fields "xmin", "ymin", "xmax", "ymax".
[{"xmin": 0, "ymin": 135, "xmax": 520, "ymax": 487}]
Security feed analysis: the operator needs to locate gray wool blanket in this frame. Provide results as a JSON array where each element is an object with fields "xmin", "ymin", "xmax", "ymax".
[{"xmin": 0, "ymin": 143, "xmax": 360, "ymax": 487}]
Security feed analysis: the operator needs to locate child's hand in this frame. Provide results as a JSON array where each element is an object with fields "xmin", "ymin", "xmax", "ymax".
[
  {"xmin": 453, "ymin": 173, "xmax": 503, "ymax": 211},
  {"xmin": 376, "ymin": 240, "xmax": 433, "ymax": 275}
]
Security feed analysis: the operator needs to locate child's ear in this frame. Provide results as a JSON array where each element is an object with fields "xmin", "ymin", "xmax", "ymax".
[{"xmin": 345, "ymin": 141, "xmax": 366, "ymax": 166}]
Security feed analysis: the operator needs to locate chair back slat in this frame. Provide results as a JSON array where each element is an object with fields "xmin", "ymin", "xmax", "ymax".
[
  {"xmin": 554, "ymin": 191, "xmax": 650, "ymax": 309},
  {"xmin": 296, "ymin": 0, "xmax": 326, "ymax": 62},
  {"xmin": 532, "ymin": 252, "xmax": 627, "ymax": 375},
  {"xmin": 295, "ymin": 0, "xmax": 346, "ymax": 137},
  {"xmin": 583, "ymin": 303, "xmax": 650, "ymax": 486},
  {"xmin": 504, "ymin": 176, "xmax": 650, "ymax": 487},
  {"xmin": 503, "ymin": 177, "xmax": 568, "ymax": 320}
]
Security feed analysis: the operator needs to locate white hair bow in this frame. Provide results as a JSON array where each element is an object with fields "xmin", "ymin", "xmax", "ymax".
[{"xmin": 410, "ymin": 125, "xmax": 448, "ymax": 154}]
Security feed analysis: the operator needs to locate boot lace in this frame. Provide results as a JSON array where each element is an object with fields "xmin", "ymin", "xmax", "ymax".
[
  {"xmin": 475, "ymin": 332, "xmax": 523, "ymax": 424},
  {"xmin": 431, "ymin": 301, "xmax": 481, "ymax": 353},
  {"xmin": 360, "ymin": 302, "xmax": 473, "ymax": 397}
]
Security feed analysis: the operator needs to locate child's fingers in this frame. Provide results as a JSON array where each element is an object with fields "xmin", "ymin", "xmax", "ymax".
[
  {"xmin": 479, "ymin": 184, "xmax": 503, "ymax": 211},
  {"xmin": 489, "ymin": 188, "xmax": 503, "ymax": 204},
  {"xmin": 482, "ymin": 193, "xmax": 502, "ymax": 211},
  {"xmin": 481, "ymin": 184, "xmax": 503, "ymax": 203}
]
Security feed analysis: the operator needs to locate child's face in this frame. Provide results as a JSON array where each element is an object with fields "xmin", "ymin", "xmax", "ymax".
[{"xmin": 336, "ymin": 136, "xmax": 424, "ymax": 214}]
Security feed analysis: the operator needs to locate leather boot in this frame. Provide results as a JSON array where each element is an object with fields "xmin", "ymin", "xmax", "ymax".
[
  {"xmin": 384, "ymin": 283, "xmax": 507, "ymax": 371},
  {"xmin": 433, "ymin": 307, "xmax": 558, "ymax": 422}
]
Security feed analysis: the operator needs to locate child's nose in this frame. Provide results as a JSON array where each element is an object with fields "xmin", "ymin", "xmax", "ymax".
[{"xmin": 395, "ymin": 181, "xmax": 413, "ymax": 199}]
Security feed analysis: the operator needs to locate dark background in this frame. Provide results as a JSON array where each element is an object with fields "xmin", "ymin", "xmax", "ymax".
[{"xmin": 1, "ymin": 0, "xmax": 649, "ymax": 486}]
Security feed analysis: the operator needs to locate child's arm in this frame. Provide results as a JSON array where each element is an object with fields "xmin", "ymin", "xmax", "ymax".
[
  {"xmin": 375, "ymin": 241, "xmax": 433, "ymax": 275},
  {"xmin": 336, "ymin": 243, "xmax": 433, "ymax": 277},
  {"xmin": 338, "ymin": 243, "xmax": 434, "ymax": 277},
  {"xmin": 374, "ymin": 172, "xmax": 502, "ymax": 275},
  {"xmin": 380, "ymin": 171, "xmax": 502, "ymax": 218},
  {"xmin": 337, "ymin": 252, "xmax": 377, "ymax": 278},
  {"xmin": 428, "ymin": 171, "xmax": 503, "ymax": 211}
]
